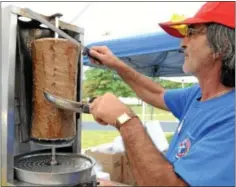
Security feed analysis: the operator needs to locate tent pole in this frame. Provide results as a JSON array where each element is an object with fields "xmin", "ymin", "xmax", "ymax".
[{"xmin": 142, "ymin": 101, "xmax": 145, "ymax": 122}]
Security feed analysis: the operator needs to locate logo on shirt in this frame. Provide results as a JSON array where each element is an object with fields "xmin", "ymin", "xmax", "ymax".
[{"xmin": 176, "ymin": 138, "xmax": 191, "ymax": 158}]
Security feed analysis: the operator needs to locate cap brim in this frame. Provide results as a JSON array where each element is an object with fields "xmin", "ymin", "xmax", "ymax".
[{"xmin": 159, "ymin": 17, "xmax": 210, "ymax": 38}]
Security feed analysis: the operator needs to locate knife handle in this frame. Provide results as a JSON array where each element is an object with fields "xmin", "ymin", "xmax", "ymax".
[
  {"xmin": 82, "ymin": 97, "xmax": 97, "ymax": 114},
  {"xmin": 89, "ymin": 97, "xmax": 97, "ymax": 103},
  {"xmin": 82, "ymin": 104, "xmax": 90, "ymax": 114},
  {"xmin": 82, "ymin": 47, "xmax": 102, "ymax": 65}
]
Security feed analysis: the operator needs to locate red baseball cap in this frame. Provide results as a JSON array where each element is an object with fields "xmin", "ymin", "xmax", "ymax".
[{"xmin": 159, "ymin": 2, "xmax": 235, "ymax": 38}]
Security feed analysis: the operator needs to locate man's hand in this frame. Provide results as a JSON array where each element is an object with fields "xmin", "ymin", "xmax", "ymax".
[
  {"xmin": 89, "ymin": 93, "xmax": 132, "ymax": 128},
  {"xmin": 88, "ymin": 46, "xmax": 124, "ymax": 70}
]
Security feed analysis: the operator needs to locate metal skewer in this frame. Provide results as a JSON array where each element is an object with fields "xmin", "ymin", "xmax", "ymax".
[
  {"xmin": 54, "ymin": 16, "xmax": 59, "ymax": 38},
  {"xmin": 49, "ymin": 15, "xmax": 62, "ymax": 166},
  {"xmin": 50, "ymin": 146, "xmax": 57, "ymax": 166}
]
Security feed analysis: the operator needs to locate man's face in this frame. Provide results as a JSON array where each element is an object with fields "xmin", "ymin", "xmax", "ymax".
[{"xmin": 181, "ymin": 24, "xmax": 214, "ymax": 75}]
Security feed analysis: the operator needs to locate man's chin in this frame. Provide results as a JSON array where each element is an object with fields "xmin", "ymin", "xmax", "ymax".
[
  {"xmin": 183, "ymin": 68, "xmax": 196, "ymax": 76},
  {"xmin": 182, "ymin": 63, "xmax": 195, "ymax": 74},
  {"xmin": 182, "ymin": 65, "xmax": 190, "ymax": 74}
]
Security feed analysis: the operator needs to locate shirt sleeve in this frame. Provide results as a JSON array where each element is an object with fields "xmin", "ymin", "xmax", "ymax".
[
  {"xmin": 173, "ymin": 123, "xmax": 235, "ymax": 186},
  {"xmin": 164, "ymin": 85, "xmax": 197, "ymax": 120}
]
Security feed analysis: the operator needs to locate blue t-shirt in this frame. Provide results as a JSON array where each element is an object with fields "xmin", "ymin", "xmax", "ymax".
[{"xmin": 164, "ymin": 84, "xmax": 235, "ymax": 186}]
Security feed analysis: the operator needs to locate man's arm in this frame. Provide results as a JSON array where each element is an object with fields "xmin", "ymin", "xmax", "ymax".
[
  {"xmin": 116, "ymin": 62, "xmax": 169, "ymax": 111},
  {"xmin": 89, "ymin": 93, "xmax": 187, "ymax": 185},
  {"xmin": 120, "ymin": 117, "xmax": 188, "ymax": 186},
  {"xmin": 89, "ymin": 46, "xmax": 169, "ymax": 111}
]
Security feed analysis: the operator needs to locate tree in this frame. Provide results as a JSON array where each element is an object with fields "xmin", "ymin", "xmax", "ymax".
[
  {"xmin": 82, "ymin": 68, "xmax": 136, "ymax": 99},
  {"xmin": 154, "ymin": 77, "xmax": 194, "ymax": 89},
  {"xmin": 82, "ymin": 68, "xmax": 195, "ymax": 100}
]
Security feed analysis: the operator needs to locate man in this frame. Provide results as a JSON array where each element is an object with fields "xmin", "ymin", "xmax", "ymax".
[{"xmin": 87, "ymin": 2, "xmax": 235, "ymax": 186}]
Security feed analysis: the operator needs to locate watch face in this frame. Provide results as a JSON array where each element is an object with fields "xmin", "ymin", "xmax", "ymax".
[{"xmin": 118, "ymin": 113, "xmax": 131, "ymax": 124}]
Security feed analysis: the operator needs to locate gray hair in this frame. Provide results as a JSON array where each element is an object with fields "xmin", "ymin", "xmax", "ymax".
[{"xmin": 206, "ymin": 23, "xmax": 235, "ymax": 87}]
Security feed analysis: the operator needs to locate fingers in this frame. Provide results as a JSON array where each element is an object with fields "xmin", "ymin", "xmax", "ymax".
[
  {"xmin": 89, "ymin": 49, "xmax": 104, "ymax": 59},
  {"xmin": 86, "ymin": 46, "xmax": 119, "ymax": 69},
  {"xmin": 90, "ymin": 46, "xmax": 108, "ymax": 54},
  {"xmin": 89, "ymin": 96, "xmax": 100, "ymax": 107},
  {"xmin": 95, "ymin": 118, "xmax": 108, "ymax": 126},
  {"xmin": 87, "ymin": 49, "xmax": 103, "ymax": 65},
  {"xmin": 89, "ymin": 97, "xmax": 97, "ymax": 103},
  {"xmin": 89, "ymin": 96, "xmax": 102, "ymax": 118},
  {"xmin": 89, "ymin": 57, "xmax": 102, "ymax": 66},
  {"xmin": 89, "ymin": 47, "xmax": 108, "ymax": 65},
  {"xmin": 89, "ymin": 93, "xmax": 131, "ymax": 128},
  {"xmin": 89, "ymin": 96, "xmax": 108, "ymax": 126}
]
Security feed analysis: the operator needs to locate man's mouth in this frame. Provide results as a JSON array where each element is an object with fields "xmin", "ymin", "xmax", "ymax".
[{"xmin": 184, "ymin": 51, "xmax": 188, "ymax": 57}]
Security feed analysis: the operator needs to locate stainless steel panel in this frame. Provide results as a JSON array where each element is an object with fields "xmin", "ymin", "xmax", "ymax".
[
  {"xmin": 1, "ymin": 5, "xmax": 18, "ymax": 185},
  {"xmin": 0, "ymin": 3, "xmax": 2, "ymax": 185},
  {"xmin": 73, "ymin": 30, "xmax": 84, "ymax": 154}
]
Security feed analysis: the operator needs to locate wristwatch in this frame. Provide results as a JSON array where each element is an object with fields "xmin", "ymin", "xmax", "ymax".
[{"xmin": 115, "ymin": 111, "xmax": 138, "ymax": 130}]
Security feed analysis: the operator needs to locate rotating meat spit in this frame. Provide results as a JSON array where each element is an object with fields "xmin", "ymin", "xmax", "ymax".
[{"xmin": 1, "ymin": 5, "xmax": 97, "ymax": 186}]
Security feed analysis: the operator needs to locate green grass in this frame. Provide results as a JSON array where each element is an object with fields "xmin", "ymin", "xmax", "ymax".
[
  {"xmin": 82, "ymin": 105, "xmax": 177, "ymax": 122},
  {"xmin": 82, "ymin": 130, "xmax": 174, "ymax": 149},
  {"xmin": 82, "ymin": 130, "xmax": 120, "ymax": 149}
]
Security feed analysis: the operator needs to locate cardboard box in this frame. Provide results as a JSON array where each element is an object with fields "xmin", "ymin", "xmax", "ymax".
[
  {"xmin": 121, "ymin": 154, "xmax": 136, "ymax": 186},
  {"xmin": 84, "ymin": 143, "xmax": 136, "ymax": 185},
  {"xmin": 85, "ymin": 148, "xmax": 123, "ymax": 182}
]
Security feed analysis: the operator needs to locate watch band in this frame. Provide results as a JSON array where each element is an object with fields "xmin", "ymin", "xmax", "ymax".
[{"xmin": 115, "ymin": 111, "xmax": 139, "ymax": 130}]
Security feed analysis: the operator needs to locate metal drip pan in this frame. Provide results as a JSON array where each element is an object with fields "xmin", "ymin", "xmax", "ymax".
[
  {"xmin": 14, "ymin": 153, "xmax": 96, "ymax": 185},
  {"xmin": 31, "ymin": 137, "xmax": 75, "ymax": 147}
]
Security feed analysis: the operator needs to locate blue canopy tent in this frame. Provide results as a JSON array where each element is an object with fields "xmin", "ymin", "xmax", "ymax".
[{"xmin": 83, "ymin": 32, "xmax": 187, "ymax": 77}]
